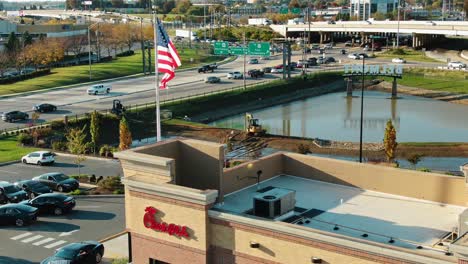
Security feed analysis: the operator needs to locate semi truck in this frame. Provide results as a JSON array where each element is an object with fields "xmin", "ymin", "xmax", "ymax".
[{"xmin": 175, "ymin": 29, "xmax": 198, "ymax": 41}]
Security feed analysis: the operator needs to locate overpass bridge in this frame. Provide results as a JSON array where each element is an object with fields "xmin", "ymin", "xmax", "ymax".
[{"xmin": 270, "ymin": 21, "xmax": 468, "ymax": 48}]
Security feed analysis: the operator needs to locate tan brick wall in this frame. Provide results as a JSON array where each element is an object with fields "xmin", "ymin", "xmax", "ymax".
[
  {"xmin": 132, "ymin": 232, "xmax": 207, "ymax": 264},
  {"xmin": 283, "ymin": 153, "xmax": 468, "ymax": 206}
]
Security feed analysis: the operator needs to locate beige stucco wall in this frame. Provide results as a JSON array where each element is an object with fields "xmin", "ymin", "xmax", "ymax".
[
  {"xmin": 210, "ymin": 223, "xmax": 376, "ymax": 264},
  {"xmin": 283, "ymin": 153, "xmax": 468, "ymax": 206},
  {"xmin": 126, "ymin": 192, "xmax": 209, "ymax": 251},
  {"xmin": 222, "ymin": 153, "xmax": 284, "ymax": 200}
]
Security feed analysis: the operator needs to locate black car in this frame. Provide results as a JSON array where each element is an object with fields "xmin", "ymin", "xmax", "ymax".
[
  {"xmin": 33, "ymin": 173, "xmax": 79, "ymax": 192},
  {"xmin": 0, "ymin": 182, "xmax": 29, "ymax": 204},
  {"xmin": 0, "ymin": 204, "xmax": 38, "ymax": 227},
  {"xmin": 248, "ymin": 69, "xmax": 265, "ymax": 78},
  {"xmin": 262, "ymin": 67, "xmax": 272, "ymax": 73},
  {"xmin": 358, "ymin": 53, "xmax": 369, "ymax": 59},
  {"xmin": 41, "ymin": 241, "xmax": 105, "ymax": 264},
  {"xmin": 33, "ymin": 103, "xmax": 57, "ymax": 113},
  {"xmin": 14, "ymin": 180, "xmax": 53, "ymax": 199},
  {"xmin": 21, "ymin": 193, "xmax": 75, "ymax": 215},
  {"xmin": 198, "ymin": 65, "xmax": 215, "ymax": 73},
  {"xmin": 1, "ymin": 111, "xmax": 28, "ymax": 122}
]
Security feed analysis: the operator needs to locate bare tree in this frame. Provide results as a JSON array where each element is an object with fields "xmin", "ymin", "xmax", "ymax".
[
  {"xmin": 66, "ymin": 35, "xmax": 87, "ymax": 63},
  {"xmin": 0, "ymin": 51, "xmax": 11, "ymax": 77}
]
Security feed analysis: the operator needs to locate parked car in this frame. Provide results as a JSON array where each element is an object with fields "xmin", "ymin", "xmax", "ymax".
[
  {"xmin": 248, "ymin": 58, "xmax": 259, "ymax": 64},
  {"xmin": 311, "ymin": 44, "xmax": 320, "ymax": 50},
  {"xmin": 21, "ymin": 151, "xmax": 55, "ymax": 166},
  {"xmin": 33, "ymin": 103, "xmax": 57, "ymax": 113},
  {"xmin": 227, "ymin": 72, "xmax": 243, "ymax": 79},
  {"xmin": 323, "ymin": 43, "xmax": 333, "ymax": 49},
  {"xmin": 392, "ymin": 58, "xmax": 406, "ymax": 63},
  {"xmin": 198, "ymin": 65, "xmax": 215, "ymax": 73},
  {"xmin": 87, "ymin": 84, "xmax": 111, "ymax": 95},
  {"xmin": 1, "ymin": 111, "xmax": 28, "ymax": 122},
  {"xmin": 297, "ymin": 60, "xmax": 309, "ymax": 68},
  {"xmin": 345, "ymin": 41, "xmax": 353, "ymax": 47},
  {"xmin": 21, "ymin": 193, "xmax": 75, "ymax": 215},
  {"xmin": 40, "ymin": 241, "xmax": 105, "ymax": 264},
  {"xmin": 0, "ymin": 182, "xmax": 29, "ymax": 204},
  {"xmin": 348, "ymin": 53, "xmax": 359, "ymax": 60},
  {"xmin": 318, "ymin": 57, "xmax": 336, "ymax": 64},
  {"xmin": 32, "ymin": 173, "xmax": 79, "ymax": 192},
  {"xmin": 0, "ymin": 204, "xmax": 38, "ymax": 227},
  {"xmin": 262, "ymin": 67, "xmax": 272, "ymax": 73},
  {"xmin": 14, "ymin": 180, "xmax": 52, "ymax": 199},
  {"xmin": 204, "ymin": 76, "xmax": 221, "ymax": 83},
  {"xmin": 289, "ymin": 62, "xmax": 298, "ymax": 69},
  {"xmin": 448, "ymin": 61, "xmax": 466, "ymax": 68},
  {"xmin": 341, "ymin": 49, "xmax": 346, "ymax": 55},
  {"xmin": 248, "ymin": 69, "xmax": 264, "ymax": 78}
]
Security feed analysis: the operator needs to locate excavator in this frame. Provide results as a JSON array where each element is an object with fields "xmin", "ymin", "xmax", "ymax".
[{"xmin": 245, "ymin": 113, "xmax": 266, "ymax": 136}]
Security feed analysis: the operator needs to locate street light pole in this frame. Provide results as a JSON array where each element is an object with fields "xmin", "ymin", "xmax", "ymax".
[
  {"xmin": 88, "ymin": 27, "xmax": 91, "ymax": 81},
  {"xmin": 396, "ymin": 0, "xmax": 401, "ymax": 49},
  {"xmin": 359, "ymin": 56, "xmax": 365, "ymax": 163},
  {"xmin": 243, "ymin": 32, "xmax": 246, "ymax": 90}
]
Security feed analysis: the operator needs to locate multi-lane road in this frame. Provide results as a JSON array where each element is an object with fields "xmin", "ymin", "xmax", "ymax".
[{"xmin": 0, "ymin": 47, "xmax": 444, "ymax": 131}]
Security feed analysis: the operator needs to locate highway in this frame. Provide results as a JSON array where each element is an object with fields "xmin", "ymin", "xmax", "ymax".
[{"xmin": 0, "ymin": 47, "xmax": 445, "ymax": 131}]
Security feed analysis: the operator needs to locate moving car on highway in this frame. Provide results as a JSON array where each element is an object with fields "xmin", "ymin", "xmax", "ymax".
[
  {"xmin": 262, "ymin": 67, "xmax": 272, "ymax": 73},
  {"xmin": 448, "ymin": 61, "xmax": 466, "ymax": 68},
  {"xmin": 248, "ymin": 69, "xmax": 264, "ymax": 78},
  {"xmin": 41, "ymin": 241, "xmax": 105, "ymax": 264},
  {"xmin": 198, "ymin": 65, "xmax": 215, "ymax": 73},
  {"xmin": 227, "ymin": 72, "xmax": 243, "ymax": 79},
  {"xmin": 33, "ymin": 103, "xmax": 57, "ymax": 113},
  {"xmin": 33, "ymin": 172, "xmax": 79, "ymax": 193},
  {"xmin": 248, "ymin": 58, "xmax": 259, "ymax": 64},
  {"xmin": 14, "ymin": 180, "xmax": 52, "ymax": 199},
  {"xmin": 0, "ymin": 204, "xmax": 38, "ymax": 227},
  {"xmin": 348, "ymin": 53, "xmax": 359, "ymax": 60},
  {"xmin": 392, "ymin": 58, "xmax": 406, "ymax": 63},
  {"xmin": 87, "ymin": 84, "xmax": 111, "ymax": 95},
  {"xmin": 21, "ymin": 193, "xmax": 75, "ymax": 215},
  {"xmin": 21, "ymin": 151, "xmax": 55, "ymax": 166},
  {"xmin": 1, "ymin": 111, "xmax": 28, "ymax": 122},
  {"xmin": 204, "ymin": 76, "xmax": 221, "ymax": 83}
]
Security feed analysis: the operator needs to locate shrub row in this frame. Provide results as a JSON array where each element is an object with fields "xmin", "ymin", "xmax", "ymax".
[{"xmin": 116, "ymin": 50, "xmax": 135, "ymax": 57}]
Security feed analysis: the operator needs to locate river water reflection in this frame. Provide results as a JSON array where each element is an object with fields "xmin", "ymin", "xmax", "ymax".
[{"xmin": 210, "ymin": 91, "xmax": 468, "ymax": 143}]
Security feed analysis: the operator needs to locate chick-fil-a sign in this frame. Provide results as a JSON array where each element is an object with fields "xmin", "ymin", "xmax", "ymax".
[{"xmin": 143, "ymin": 206, "xmax": 190, "ymax": 238}]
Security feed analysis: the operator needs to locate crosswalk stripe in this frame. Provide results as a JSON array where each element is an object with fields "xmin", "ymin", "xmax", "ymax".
[
  {"xmin": 33, "ymin": 238, "xmax": 55, "ymax": 246},
  {"xmin": 44, "ymin": 240, "xmax": 67, "ymax": 249},
  {"xmin": 21, "ymin": 235, "xmax": 43, "ymax": 243},
  {"xmin": 11, "ymin": 232, "xmax": 33, "ymax": 240}
]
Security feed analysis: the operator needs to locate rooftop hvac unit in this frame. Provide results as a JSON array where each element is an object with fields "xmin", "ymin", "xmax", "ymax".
[{"xmin": 253, "ymin": 188, "xmax": 296, "ymax": 219}]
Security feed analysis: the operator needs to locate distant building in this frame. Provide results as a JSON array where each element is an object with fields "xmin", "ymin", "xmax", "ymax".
[
  {"xmin": 350, "ymin": 0, "xmax": 398, "ymax": 20},
  {"xmin": 0, "ymin": 19, "xmax": 17, "ymax": 36}
]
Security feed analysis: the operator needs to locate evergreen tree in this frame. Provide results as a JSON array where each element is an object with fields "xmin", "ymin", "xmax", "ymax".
[
  {"xmin": 383, "ymin": 119, "xmax": 397, "ymax": 162},
  {"xmin": 5, "ymin": 32, "xmax": 20, "ymax": 54},
  {"xmin": 119, "ymin": 116, "xmax": 132, "ymax": 151},
  {"xmin": 22, "ymin": 31, "xmax": 33, "ymax": 47},
  {"xmin": 90, "ymin": 110, "xmax": 101, "ymax": 154}
]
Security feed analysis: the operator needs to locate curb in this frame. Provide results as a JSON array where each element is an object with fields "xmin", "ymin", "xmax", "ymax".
[
  {"xmin": 55, "ymin": 152, "xmax": 119, "ymax": 162},
  {"xmin": 0, "ymin": 56, "xmax": 236, "ymax": 100},
  {"xmin": 99, "ymin": 230, "xmax": 128, "ymax": 243},
  {"xmin": 0, "ymin": 160, "xmax": 20, "ymax": 167},
  {"xmin": 73, "ymin": 194, "xmax": 125, "ymax": 199}
]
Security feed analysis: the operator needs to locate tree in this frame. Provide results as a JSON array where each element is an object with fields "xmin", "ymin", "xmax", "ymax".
[
  {"xmin": 111, "ymin": 0, "xmax": 124, "ymax": 8},
  {"xmin": 383, "ymin": 119, "xmax": 397, "ymax": 162},
  {"xmin": 90, "ymin": 110, "xmax": 101, "ymax": 154},
  {"xmin": 288, "ymin": 0, "xmax": 301, "ymax": 8},
  {"xmin": 5, "ymin": 32, "xmax": 20, "ymax": 55},
  {"xmin": 66, "ymin": 126, "xmax": 88, "ymax": 176},
  {"xmin": 171, "ymin": 0, "xmax": 191, "ymax": 14},
  {"xmin": 162, "ymin": 0, "xmax": 176, "ymax": 13},
  {"xmin": 115, "ymin": 24, "xmax": 137, "ymax": 51},
  {"xmin": 22, "ymin": 31, "xmax": 33, "ymax": 47},
  {"xmin": 66, "ymin": 35, "xmax": 87, "ymax": 62},
  {"xmin": 66, "ymin": 0, "xmax": 79, "ymax": 9},
  {"xmin": 119, "ymin": 116, "xmax": 132, "ymax": 151},
  {"xmin": 0, "ymin": 51, "xmax": 11, "ymax": 77},
  {"xmin": 407, "ymin": 154, "xmax": 423, "ymax": 169},
  {"xmin": 372, "ymin": 12, "xmax": 386, "ymax": 20}
]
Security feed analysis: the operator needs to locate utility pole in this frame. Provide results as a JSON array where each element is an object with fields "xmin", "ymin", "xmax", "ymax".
[
  {"xmin": 243, "ymin": 32, "xmax": 246, "ymax": 90},
  {"xmin": 204, "ymin": 2, "xmax": 207, "ymax": 41},
  {"xmin": 302, "ymin": 29, "xmax": 306, "ymax": 76},
  {"xmin": 396, "ymin": 0, "xmax": 401, "ymax": 49}
]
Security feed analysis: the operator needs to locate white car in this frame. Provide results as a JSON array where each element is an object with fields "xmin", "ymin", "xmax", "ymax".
[
  {"xmin": 392, "ymin": 58, "xmax": 406, "ymax": 63},
  {"xmin": 348, "ymin": 53, "xmax": 359, "ymax": 60},
  {"xmin": 87, "ymin": 84, "xmax": 111, "ymax": 95},
  {"xmin": 448, "ymin": 61, "xmax": 466, "ymax": 69},
  {"xmin": 21, "ymin": 151, "xmax": 55, "ymax": 166},
  {"xmin": 227, "ymin": 72, "xmax": 243, "ymax": 79},
  {"xmin": 271, "ymin": 67, "xmax": 284, "ymax": 74}
]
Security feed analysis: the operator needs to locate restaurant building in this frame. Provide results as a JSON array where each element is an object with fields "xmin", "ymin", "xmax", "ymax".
[{"xmin": 115, "ymin": 138, "xmax": 468, "ymax": 264}]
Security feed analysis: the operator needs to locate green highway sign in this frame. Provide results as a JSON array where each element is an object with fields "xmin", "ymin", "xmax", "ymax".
[
  {"xmin": 248, "ymin": 42, "xmax": 270, "ymax": 56},
  {"xmin": 280, "ymin": 8, "xmax": 289, "ymax": 14},
  {"xmin": 214, "ymin": 41, "xmax": 230, "ymax": 55},
  {"xmin": 230, "ymin": 46, "xmax": 247, "ymax": 55},
  {"xmin": 291, "ymin": 8, "xmax": 301, "ymax": 14}
]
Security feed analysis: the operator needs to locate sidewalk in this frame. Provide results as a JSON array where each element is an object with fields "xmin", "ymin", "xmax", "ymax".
[{"xmin": 101, "ymin": 232, "xmax": 129, "ymax": 264}]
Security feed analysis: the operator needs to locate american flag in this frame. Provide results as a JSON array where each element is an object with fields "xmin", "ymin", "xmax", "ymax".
[{"xmin": 156, "ymin": 18, "xmax": 181, "ymax": 89}]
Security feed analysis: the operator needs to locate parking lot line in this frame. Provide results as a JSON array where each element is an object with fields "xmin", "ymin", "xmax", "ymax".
[
  {"xmin": 11, "ymin": 232, "xmax": 33, "ymax": 240},
  {"xmin": 44, "ymin": 240, "xmax": 67, "ymax": 249},
  {"xmin": 33, "ymin": 237, "xmax": 55, "ymax": 246},
  {"xmin": 21, "ymin": 235, "xmax": 43, "ymax": 243}
]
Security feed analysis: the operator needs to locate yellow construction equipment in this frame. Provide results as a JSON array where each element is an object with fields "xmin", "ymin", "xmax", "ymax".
[{"xmin": 245, "ymin": 113, "xmax": 266, "ymax": 136}]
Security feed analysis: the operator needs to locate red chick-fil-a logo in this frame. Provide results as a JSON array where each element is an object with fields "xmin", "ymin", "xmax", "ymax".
[{"xmin": 143, "ymin": 206, "xmax": 190, "ymax": 238}]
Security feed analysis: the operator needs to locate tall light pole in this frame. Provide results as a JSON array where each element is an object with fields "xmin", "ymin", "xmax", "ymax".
[
  {"xmin": 87, "ymin": 22, "xmax": 100, "ymax": 81},
  {"xmin": 396, "ymin": 0, "xmax": 401, "ymax": 49},
  {"xmin": 359, "ymin": 56, "xmax": 365, "ymax": 163},
  {"xmin": 243, "ymin": 32, "xmax": 246, "ymax": 90}
]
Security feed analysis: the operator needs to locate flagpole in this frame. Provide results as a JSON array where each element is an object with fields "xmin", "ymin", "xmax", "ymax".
[{"xmin": 153, "ymin": 6, "xmax": 161, "ymax": 142}]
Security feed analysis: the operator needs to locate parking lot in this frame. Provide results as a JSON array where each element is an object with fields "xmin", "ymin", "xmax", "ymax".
[
  {"xmin": 0, "ymin": 196, "xmax": 124, "ymax": 263},
  {"xmin": 0, "ymin": 155, "xmax": 123, "ymax": 183}
]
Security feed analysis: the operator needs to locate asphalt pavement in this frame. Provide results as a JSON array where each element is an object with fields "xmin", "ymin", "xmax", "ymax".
[
  {"xmin": 0, "ymin": 155, "xmax": 123, "ymax": 183},
  {"xmin": 0, "ymin": 196, "xmax": 125, "ymax": 264}
]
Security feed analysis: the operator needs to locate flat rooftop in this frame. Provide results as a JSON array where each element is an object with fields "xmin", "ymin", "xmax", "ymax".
[{"xmin": 213, "ymin": 175, "xmax": 466, "ymax": 253}]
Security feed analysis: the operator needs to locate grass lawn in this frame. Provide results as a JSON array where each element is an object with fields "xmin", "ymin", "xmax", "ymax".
[
  {"xmin": 386, "ymin": 69, "xmax": 468, "ymax": 93},
  {"xmin": 0, "ymin": 136, "xmax": 40, "ymax": 163},
  {"xmin": 0, "ymin": 49, "xmax": 225, "ymax": 96},
  {"xmin": 376, "ymin": 48, "xmax": 439, "ymax": 63}
]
